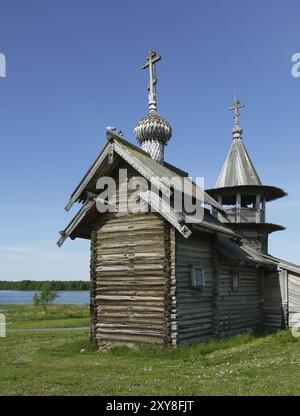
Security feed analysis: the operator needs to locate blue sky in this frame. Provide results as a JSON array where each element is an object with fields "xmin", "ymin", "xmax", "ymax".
[{"xmin": 0, "ymin": 0, "xmax": 299, "ymax": 280}]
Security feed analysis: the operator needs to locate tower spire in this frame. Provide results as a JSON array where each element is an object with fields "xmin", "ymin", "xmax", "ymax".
[
  {"xmin": 214, "ymin": 97, "xmax": 261, "ymax": 188},
  {"xmin": 141, "ymin": 50, "xmax": 161, "ymax": 114}
]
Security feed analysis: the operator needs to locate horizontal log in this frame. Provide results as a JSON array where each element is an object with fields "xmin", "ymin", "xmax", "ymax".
[{"xmin": 96, "ymin": 295, "xmax": 165, "ymax": 301}]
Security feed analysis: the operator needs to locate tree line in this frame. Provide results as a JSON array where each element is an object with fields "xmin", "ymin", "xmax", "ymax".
[{"xmin": 0, "ymin": 280, "xmax": 90, "ymax": 291}]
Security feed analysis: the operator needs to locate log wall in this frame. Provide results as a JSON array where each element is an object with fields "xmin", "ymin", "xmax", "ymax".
[
  {"xmin": 217, "ymin": 259, "xmax": 262, "ymax": 336},
  {"xmin": 90, "ymin": 230, "xmax": 97, "ymax": 343},
  {"xmin": 175, "ymin": 233, "xmax": 215, "ymax": 344},
  {"xmin": 175, "ymin": 233, "xmax": 264, "ymax": 343},
  {"xmin": 288, "ymin": 272, "xmax": 300, "ymax": 329},
  {"xmin": 225, "ymin": 225, "xmax": 268, "ymax": 254},
  {"xmin": 90, "ymin": 211, "xmax": 175, "ymax": 347},
  {"xmin": 89, "ymin": 161, "xmax": 179, "ymax": 347},
  {"xmin": 262, "ymin": 271, "xmax": 284, "ymax": 328}
]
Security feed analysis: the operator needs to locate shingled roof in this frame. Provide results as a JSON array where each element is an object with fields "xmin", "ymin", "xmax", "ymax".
[
  {"xmin": 215, "ymin": 135, "xmax": 262, "ymax": 188},
  {"xmin": 58, "ymin": 131, "xmax": 234, "ymax": 246},
  {"xmin": 65, "ymin": 132, "xmax": 225, "ymax": 213}
]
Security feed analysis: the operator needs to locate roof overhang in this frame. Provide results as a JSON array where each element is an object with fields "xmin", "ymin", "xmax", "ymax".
[
  {"xmin": 206, "ymin": 184, "xmax": 287, "ymax": 205},
  {"xmin": 57, "ymin": 200, "xmax": 96, "ymax": 247},
  {"xmin": 217, "ymin": 237, "xmax": 278, "ymax": 269},
  {"xmin": 224, "ymin": 222, "xmax": 286, "ymax": 234},
  {"xmin": 58, "ymin": 194, "xmax": 237, "ymax": 247},
  {"xmin": 65, "ymin": 132, "xmax": 225, "ymax": 213}
]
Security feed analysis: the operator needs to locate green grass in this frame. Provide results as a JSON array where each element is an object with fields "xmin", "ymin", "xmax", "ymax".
[
  {"xmin": 1, "ymin": 304, "xmax": 89, "ymax": 329},
  {"xmin": 0, "ymin": 306, "xmax": 299, "ymax": 395}
]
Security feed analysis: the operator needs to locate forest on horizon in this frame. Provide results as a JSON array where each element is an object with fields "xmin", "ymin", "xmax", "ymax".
[{"xmin": 0, "ymin": 280, "xmax": 90, "ymax": 291}]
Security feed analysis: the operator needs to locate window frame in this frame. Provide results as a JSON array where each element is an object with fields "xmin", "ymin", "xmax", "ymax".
[
  {"xmin": 191, "ymin": 266, "xmax": 205, "ymax": 289},
  {"xmin": 231, "ymin": 269, "xmax": 240, "ymax": 291}
]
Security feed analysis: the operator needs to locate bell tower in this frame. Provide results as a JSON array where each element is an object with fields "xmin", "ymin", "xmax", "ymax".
[{"xmin": 206, "ymin": 98, "xmax": 287, "ymax": 254}]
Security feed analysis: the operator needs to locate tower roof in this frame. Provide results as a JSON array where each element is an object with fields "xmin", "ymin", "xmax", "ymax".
[
  {"xmin": 215, "ymin": 98, "xmax": 262, "ymax": 188},
  {"xmin": 206, "ymin": 97, "xmax": 287, "ymax": 204},
  {"xmin": 215, "ymin": 134, "xmax": 262, "ymax": 188}
]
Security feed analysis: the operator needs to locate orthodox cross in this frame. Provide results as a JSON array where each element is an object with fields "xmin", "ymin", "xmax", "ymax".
[
  {"xmin": 141, "ymin": 50, "xmax": 161, "ymax": 113},
  {"xmin": 229, "ymin": 98, "xmax": 245, "ymax": 127}
]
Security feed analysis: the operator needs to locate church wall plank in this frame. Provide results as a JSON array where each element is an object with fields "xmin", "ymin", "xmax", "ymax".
[
  {"xmin": 262, "ymin": 270, "xmax": 283, "ymax": 328},
  {"xmin": 175, "ymin": 233, "xmax": 264, "ymax": 344},
  {"xmin": 175, "ymin": 233, "xmax": 215, "ymax": 343},
  {"xmin": 91, "ymin": 211, "xmax": 171, "ymax": 347},
  {"xmin": 89, "ymin": 163, "xmax": 176, "ymax": 347},
  {"xmin": 288, "ymin": 272, "xmax": 300, "ymax": 329},
  {"xmin": 216, "ymin": 258, "xmax": 262, "ymax": 336}
]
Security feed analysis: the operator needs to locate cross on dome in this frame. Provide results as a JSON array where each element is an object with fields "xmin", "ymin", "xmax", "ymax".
[
  {"xmin": 229, "ymin": 97, "xmax": 245, "ymax": 128},
  {"xmin": 141, "ymin": 50, "xmax": 161, "ymax": 114}
]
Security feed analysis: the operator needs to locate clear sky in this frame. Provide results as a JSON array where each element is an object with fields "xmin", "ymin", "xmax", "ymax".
[{"xmin": 0, "ymin": 0, "xmax": 299, "ymax": 280}]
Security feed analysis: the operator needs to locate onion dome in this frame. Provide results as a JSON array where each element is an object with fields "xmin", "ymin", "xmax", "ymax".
[
  {"xmin": 134, "ymin": 112, "xmax": 172, "ymax": 145},
  {"xmin": 134, "ymin": 50, "xmax": 172, "ymax": 164}
]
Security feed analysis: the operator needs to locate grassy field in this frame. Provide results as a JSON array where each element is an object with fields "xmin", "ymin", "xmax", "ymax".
[
  {"xmin": 1, "ymin": 304, "xmax": 89, "ymax": 329},
  {"xmin": 0, "ymin": 304, "xmax": 300, "ymax": 396}
]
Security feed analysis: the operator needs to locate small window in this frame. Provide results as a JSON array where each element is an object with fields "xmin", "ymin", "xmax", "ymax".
[
  {"xmin": 231, "ymin": 270, "xmax": 240, "ymax": 291},
  {"xmin": 191, "ymin": 266, "xmax": 205, "ymax": 289}
]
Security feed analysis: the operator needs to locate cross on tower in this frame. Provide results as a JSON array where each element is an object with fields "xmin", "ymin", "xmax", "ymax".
[
  {"xmin": 229, "ymin": 98, "xmax": 245, "ymax": 127},
  {"xmin": 141, "ymin": 50, "xmax": 161, "ymax": 113}
]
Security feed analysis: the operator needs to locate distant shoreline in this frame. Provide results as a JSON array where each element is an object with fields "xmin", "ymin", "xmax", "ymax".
[
  {"xmin": 0, "ymin": 290, "xmax": 89, "ymax": 305},
  {"xmin": 0, "ymin": 280, "xmax": 90, "ymax": 291}
]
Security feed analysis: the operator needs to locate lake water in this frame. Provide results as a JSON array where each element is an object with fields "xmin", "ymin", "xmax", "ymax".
[{"xmin": 0, "ymin": 290, "xmax": 89, "ymax": 305}]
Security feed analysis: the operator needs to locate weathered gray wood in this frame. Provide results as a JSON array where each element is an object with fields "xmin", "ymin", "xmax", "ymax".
[
  {"xmin": 57, "ymin": 200, "xmax": 95, "ymax": 247},
  {"xmin": 216, "ymin": 257, "xmax": 262, "ymax": 336},
  {"xmin": 65, "ymin": 142, "xmax": 111, "ymax": 211},
  {"xmin": 262, "ymin": 271, "xmax": 283, "ymax": 328},
  {"xmin": 89, "ymin": 190, "xmax": 173, "ymax": 346},
  {"xmin": 139, "ymin": 190, "xmax": 192, "ymax": 238},
  {"xmin": 175, "ymin": 233, "xmax": 215, "ymax": 343},
  {"xmin": 288, "ymin": 272, "xmax": 300, "ymax": 328}
]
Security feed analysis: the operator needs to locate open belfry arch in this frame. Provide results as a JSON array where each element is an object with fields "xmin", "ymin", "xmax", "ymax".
[{"xmin": 58, "ymin": 51, "xmax": 300, "ymax": 347}]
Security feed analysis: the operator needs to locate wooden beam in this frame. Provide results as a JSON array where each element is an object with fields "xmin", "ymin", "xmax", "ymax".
[
  {"xmin": 256, "ymin": 194, "xmax": 261, "ymax": 223},
  {"xmin": 236, "ymin": 192, "xmax": 241, "ymax": 222},
  {"xmin": 217, "ymin": 195, "xmax": 223, "ymax": 221},
  {"xmin": 262, "ymin": 197, "xmax": 266, "ymax": 222},
  {"xmin": 65, "ymin": 143, "xmax": 111, "ymax": 211},
  {"xmin": 139, "ymin": 190, "xmax": 192, "ymax": 238},
  {"xmin": 57, "ymin": 200, "xmax": 95, "ymax": 247},
  {"xmin": 113, "ymin": 141, "xmax": 172, "ymax": 198}
]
